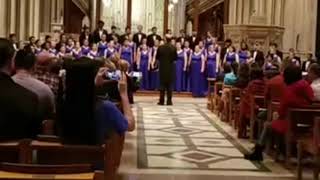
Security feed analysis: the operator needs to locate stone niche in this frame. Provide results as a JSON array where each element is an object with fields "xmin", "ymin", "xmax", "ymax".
[{"xmin": 223, "ymin": 24, "xmax": 285, "ymax": 53}]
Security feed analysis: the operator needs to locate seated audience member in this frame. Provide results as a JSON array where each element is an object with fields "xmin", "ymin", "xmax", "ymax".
[
  {"xmin": 302, "ymin": 53, "xmax": 317, "ymax": 72},
  {"xmin": 12, "ymin": 50, "xmax": 55, "ymax": 120},
  {"xmin": 223, "ymin": 62, "xmax": 238, "ymax": 86},
  {"xmin": 245, "ymin": 65, "xmax": 314, "ymax": 161},
  {"xmin": 263, "ymin": 54, "xmax": 281, "ymax": 71},
  {"xmin": 308, "ymin": 63, "xmax": 320, "ymax": 101},
  {"xmin": 0, "ymin": 38, "xmax": 41, "ymax": 140},
  {"xmin": 60, "ymin": 57, "xmax": 135, "ymax": 145},
  {"xmin": 238, "ymin": 66, "xmax": 266, "ymax": 138},
  {"xmin": 235, "ymin": 63, "xmax": 250, "ymax": 89},
  {"xmin": 33, "ymin": 52, "xmax": 61, "ymax": 96}
]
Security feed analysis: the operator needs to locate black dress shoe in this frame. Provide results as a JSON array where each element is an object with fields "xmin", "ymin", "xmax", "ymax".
[
  {"xmin": 244, "ymin": 144, "xmax": 264, "ymax": 161},
  {"xmin": 157, "ymin": 102, "xmax": 164, "ymax": 106},
  {"xmin": 167, "ymin": 102, "xmax": 173, "ymax": 106}
]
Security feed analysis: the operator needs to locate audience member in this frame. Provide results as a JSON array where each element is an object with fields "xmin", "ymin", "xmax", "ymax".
[
  {"xmin": 302, "ymin": 53, "xmax": 317, "ymax": 72},
  {"xmin": 308, "ymin": 63, "xmax": 320, "ymax": 101},
  {"xmin": 0, "ymin": 38, "xmax": 41, "ymax": 140}
]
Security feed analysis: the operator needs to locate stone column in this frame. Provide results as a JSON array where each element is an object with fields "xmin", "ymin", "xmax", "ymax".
[
  {"xmin": 28, "ymin": 0, "xmax": 35, "ymax": 36},
  {"xmin": 33, "ymin": 0, "xmax": 40, "ymax": 37},
  {"xmin": 9, "ymin": 0, "xmax": 17, "ymax": 34},
  {"xmin": 0, "ymin": 0, "xmax": 8, "ymax": 37},
  {"xmin": 19, "ymin": 0, "xmax": 26, "ymax": 40},
  {"xmin": 192, "ymin": 0, "xmax": 199, "ymax": 31},
  {"xmin": 90, "ymin": 0, "xmax": 97, "ymax": 31}
]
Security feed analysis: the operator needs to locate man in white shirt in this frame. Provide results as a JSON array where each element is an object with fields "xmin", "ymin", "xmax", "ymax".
[
  {"xmin": 308, "ymin": 63, "xmax": 320, "ymax": 101},
  {"xmin": 12, "ymin": 50, "xmax": 56, "ymax": 119}
]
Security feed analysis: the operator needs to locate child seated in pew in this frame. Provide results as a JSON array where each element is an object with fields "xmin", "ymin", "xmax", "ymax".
[
  {"xmin": 238, "ymin": 65, "xmax": 266, "ymax": 138},
  {"xmin": 244, "ymin": 65, "xmax": 314, "ymax": 161}
]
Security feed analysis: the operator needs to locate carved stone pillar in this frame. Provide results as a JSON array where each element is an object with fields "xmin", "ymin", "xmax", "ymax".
[
  {"xmin": 90, "ymin": 0, "xmax": 97, "ymax": 31},
  {"xmin": 8, "ymin": 0, "xmax": 17, "ymax": 34},
  {"xmin": 18, "ymin": 0, "xmax": 27, "ymax": 40},
  {"xmin": 0, "ymin": 0, "xmax": 8, "ymax": 37}
]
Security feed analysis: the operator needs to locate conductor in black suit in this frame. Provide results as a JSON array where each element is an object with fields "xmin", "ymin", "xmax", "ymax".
[
  {"xmin": 155, "ymin": 38, "xmax": 177, "ymax": 105},
  {"xmin": 147, "ymin": 27, "xmax": 162, "ymax": 47},
  {"xmin": 133, "ymin": 25, "xmax": 147, "ymax": 48},
  {"xmin": 92, "ymin": 20, "xmax": 108, "ymax": 43}
]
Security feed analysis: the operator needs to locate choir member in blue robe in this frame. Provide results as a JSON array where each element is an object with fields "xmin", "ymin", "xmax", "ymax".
[
  {"xmin": 114, "ymin": 36, "xmax": 121, "ymax": 52},
  {"xmin": 150, "ymin": 40, "xmax": 161, "ymax": 90},
  {"xmin": 66, "ymin": 38, "xmax": 75, "ymax": 54},
  {"xmin": 57, "ymin": 45, "xmax": 66, "ymax": 59},
  {"xmin": 206, "ymin": 45, "xmax": 220, "ymax": 78},
  {"xmin": 34, "ymin": 40, "xmax": 42, "ymax": 55},
  {"xmin": 174, "ymin": 42, "xmax": 188, "ymax": 92},
  {"xmin": 81, "ymin": 39, "xmax": 91, "ymax": 56},
  {"xmin": 198, "ymin": 41, "xmax": 206, "ymax": 56},
  {"xmin": 98, "ymin": 34, "xmax": 108, "ymax": 57},
  {"xmin": 88, "ymin": 43, "xmax": 99, "ymax": 59},
  {"xmin": 238, "ymin": 42, "xmax": 250, "ymax": 64},
  {"xmin": 120, "ymin": 39, "xmax": 134, "ymax": 67},
  {"xmin": 223, "ymin": 46, "xmax": 239, "ymax": 65},
  {"xmin": 190, "ymin": 45, "xmax": 206, "ymax": 97},
  {"xmin": 49, "ymin": 42, "xmax": 57, "ymax": 57},
  {"xmin": 72, "ymin": 41, "xmax": 82, "ymax": 59},
  {"xmin": 104, "ymin": 40, "xmax": 117, "ymax": 59},
  {"xmin": 137, "ymin": 44, "xmax": 151, "ymax": 90},
  {"xmin": 183, "ymin": 41, "xmax": 192, "ymax": 91}
]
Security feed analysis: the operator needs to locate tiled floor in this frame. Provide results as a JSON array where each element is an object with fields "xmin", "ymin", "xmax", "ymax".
[{"xmin": 119, "ymin": 96, "xmax": 302, "ymax": 180}]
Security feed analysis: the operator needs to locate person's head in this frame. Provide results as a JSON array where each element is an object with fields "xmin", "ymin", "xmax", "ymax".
[
  {"xmin": 176, "ymin": 42, "xmax": 182, "ymax": 50},
  {"xmin": 154, "ymin": 39, "xmax": 160, "ymax": 47},
  {"xmin": 84, "ymin": 26, "xmax": 90, "ymax": 34},
  {"xmin": 250, "ymin": 66, "xmax": 264, "ymax": 80},
  {"xmin": 59, "ymin": 45, "xmax": 66, "ymax": 53},
  {"xmin": 192, "ymin": 31, "xmax": 197, "ymax": 36},
  {"xmin": 111, "ymin": 26, "xmax": 117, "ymax": 33},
  {"xmin": 60, "ymin": 33, "xmax": 67, "ymax": 43},
  {"xmin": 109, "ymin": 40, "xmax": 115, "ymax": 48},
  {"xmin": 9, "ymin": 34, "xmax": 17, "ymax": 42},
  {"xmin": 18, "ymin": 41, "xmax": 25, "ymax": 50},
  {"xmin": 137, "ymin": 25, "xmax": 143, "ymax": 32},
  {"xmin": 228, "ymin": 46, "xmax": 235, "ymax": 53},
  {"xmin": 160, "ymin": 40, "xmax": 165, "ymax": 45},
  {"xmin": 184, "ymin": 41, "xmax": 190, "ymax": 48},
  {"xmin": 308, "ymin": 63, "xmax": 320, "ymax": 81},
  {"xmin": 254, "ymin": 42, "xmax": 260, "ymax": 50},
  {"xmin": 194, "ymin": 45, "xmax": 200, "ymax": 53},
  {"xmin": 179, "ymin": 29, "xmax": 185, "ymax": 37},
  {"xmin": 231, "ymin": 62, "xmax": 239, "ymax": 75},
  {"xmin": 240, "ymin": 41, "xmax": 248, "ymax": 50},
  {"xmin": 45, "ymin": 35, "xmax": 52, "ymax": 42},
  {"xmin": 35, "ymin": 40, "xmax": 41, "ymax": 47},
  {"xmin": 289, "ymin": 48, "xmax": 295, "ymax": 57},
  {"xmin": 212, "ymin": 37, "xmax": 217, "ymax": 44},
  {"xmin": 91, "ymin": 43, "xmax": 98, "ymax": 51},
  {"xmin": 15, "ymin": 50, "xmax": 36, "ymax": 71},
  {"xmin": 42, "ymin": 41, "xmax": 51, "ymax": 50},
  {"xmin": 308, "ymin": 53, "xmax": 313, "ymax": 60},
  {"xmin": 123, "ymin": 39, "xmax": 129, "ymax": 46},
  {"xmin": 170, "ymin": 38, "xmax": 176, "ymax": 46},
  {"xmin": 208, "ymin": 44, "xmax": 214, "ymax": 52},
  {"xmin": 142, "ymin": 38, "xmax": 147, "ymax": 45},
  {"xmin": 29, "ymin": 36, "xmax": 36, "ymax": 44},
  {"xmin": 223, "ymin": 63, "xmax": 232, "ymax": 74},
  {"xmin": 97, "ymin": 20, "xmax": 105, "ymax": 29},
  {"xmin": 75, "ymin": 41, "xmax": 81, "ymax": 49},
  {"xmin": 119, "ymin": 59, "xmax": 130, "ymax": 73},
  {"xmin": 113, "ymin": 35, "xmax": 119, "ymax": 43},
  {"xmin": 141, "ymin": 44, "xmax": 148, "ymax": 51},
  {"xmin": 125, "ymin": 26, "xmax": 131, "ymax": 34},
  {"xmin": 83, "ymin": 39, "xmax": 89, "ymax": 46},
  {"xmin": 67, "ymin": 38, "xmax": 74, "ymax": 47},
  {"xmin": 238, "ymin": 63, "xmax": 250, "ymax": 79},
  {"xmin": 206, "ymin": 31, "xmax": 212, "ymax": 37},
  {"xmin": 127, "ymin": 34, "xmax": 133, "ymax": 41},
  {"xmin": 101, "ymin": 34, "xmax": 107, "ymax": 42},
  {"xmin": 269, "ymin": 43, "xmax": 277, "ymax": 53},
  {"xmin": 0, "ymin": 38, "xmax": 16, "ymax": 74},
  {"xmin": 225, "ymin": 39, "xmax": 232, "ymax": 47},
  {"xmin": 152, "ymin": 27, "xmax": 157, "ymax": 34},
  {"xmin": 283, "ymin": 65, "xmax": 302, "ymax": 85},
  {"xmin": 266, "ymin": 54, "xmax": 273, "ymax": 62},
  {"xmin": 166, "ymin": 29, "xmax": 172, "ymax": 34},
  {"xmin": 198, "ymin": 41, "xmax": 204, "ymax": 49}
]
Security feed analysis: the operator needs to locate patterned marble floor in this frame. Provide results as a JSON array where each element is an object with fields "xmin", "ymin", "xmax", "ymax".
[{"xmin": 118, "ymin": 96, "xmax": 299, "ymax": 180}]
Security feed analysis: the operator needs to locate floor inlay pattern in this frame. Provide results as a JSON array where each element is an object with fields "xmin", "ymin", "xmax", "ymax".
[{"xmin": 137, "ymin": 102, "xmax": 269, "ymax": 171}]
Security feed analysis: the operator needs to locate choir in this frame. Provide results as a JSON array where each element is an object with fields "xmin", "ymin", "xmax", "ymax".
[{"xmin": 23, "ymin": 21, "xmax": 303, "ymax": 97}]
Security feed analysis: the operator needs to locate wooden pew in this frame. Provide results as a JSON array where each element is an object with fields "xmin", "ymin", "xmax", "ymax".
[
  {"xmin": 213, "ymin": 82, "xmax": 223, "ymax": 114},
  {"xmin": 228, "ymin": 87, "xmax": 241, "ymax": 129},
  {"xmin": 286, "ymin": 106, "xmax": 320, "ymax": 167},
  {"xmin": 207, "ymin": 78, "xmax": 216, "ymax": 112},
  {"xmin": 297, "ymin": 117, "xmax": 320, "ymax": 180},
  {"xmin": 0, "ymin": 140, "xmax": 32, "ymax": 164}
]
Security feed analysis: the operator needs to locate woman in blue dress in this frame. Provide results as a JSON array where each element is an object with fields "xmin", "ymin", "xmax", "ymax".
[
  {"xmin": 72, "ymin": 41, "xmax": 82, "ymax": 59},
  {"xmin": 88, "ymin": 43, "xmax": 99, "ymax": 59},
  {"xmin": 190, "ymin": 45, "xmax": 206, "ymax": 97},
  {"xmin": 174, "ymin": 42, "xmax": 188, "ymax": 92},
  {"xmin": 149, "ymin": 40, "xmax": 161, "ymax": 90},
  {"xmin": 206, "ymin": 44, "xmax": 220, "ymax": 78},
  {"xmin": 98, "ymin": 34, "xmax": 108, "ymax": 57},
  {"xmin": 137, "ymin": 44, "xmax": 151, "ymax": 90},
  {"xmin": 183, "ymin": 41, "xmax": 192, "ymax": 91},
  {"xmin": 238, "ymin": 42, "xmax": 250, "ymax": 64},
  {"xmin": 81, "ymin": 39, "xmax": 91, "ymax": 56},
  {"xmin": 104, "ymin": 40, "xmax": 117, "ymax": 59},
  {"xmin": 120, "ymin": 39, "xmax": 134, "ymax": 67},
  {"xmin": 223, "ymin": 46, "xmax": 239, "ymax": 65}
]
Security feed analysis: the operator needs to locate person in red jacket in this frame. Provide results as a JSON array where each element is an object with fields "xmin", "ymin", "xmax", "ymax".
[{"xmin": 245, "ymin": 65, "xmax": 314, "ymax": 161}]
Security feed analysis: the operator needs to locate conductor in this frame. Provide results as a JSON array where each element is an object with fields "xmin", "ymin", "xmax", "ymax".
[{"xmin": 155, "ymin": 38, "xmax": 177, "ymax": 105}]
